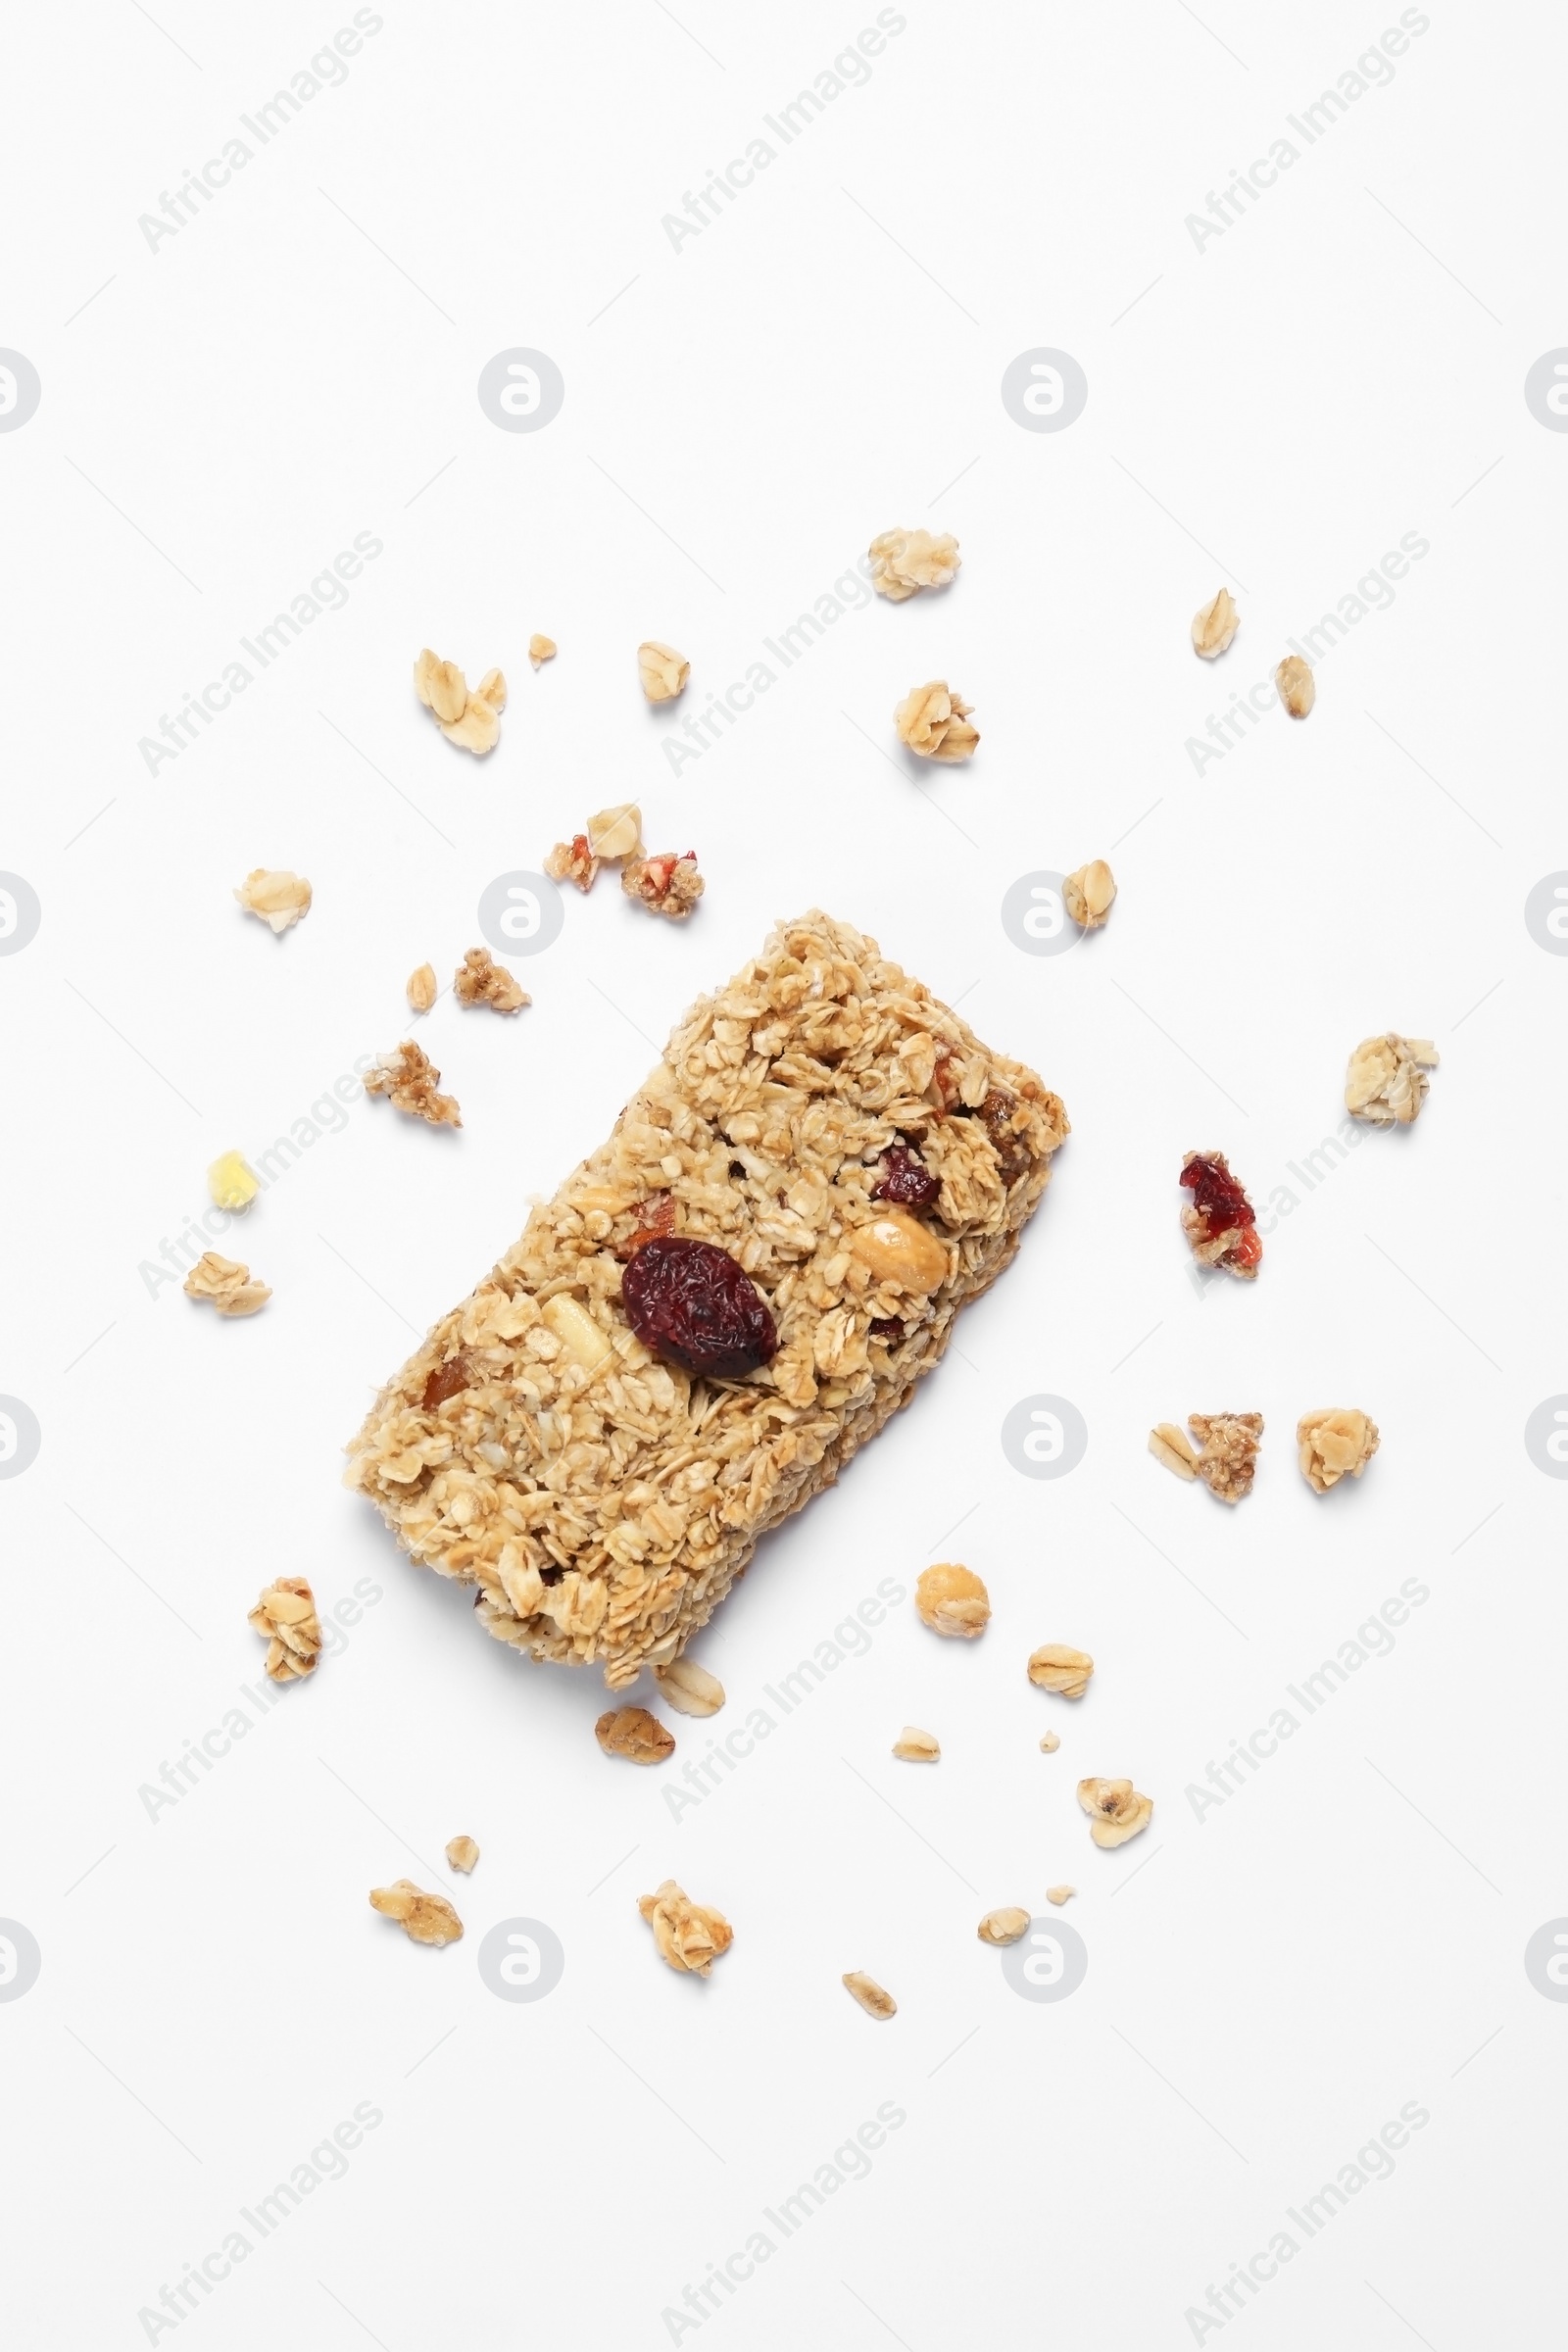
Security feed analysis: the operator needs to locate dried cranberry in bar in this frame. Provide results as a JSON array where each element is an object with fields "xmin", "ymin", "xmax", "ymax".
[
  {"xmin": 871, "ymin": 1146, "xmax": 940, "ymax": 1208},
  {"xmin": 1178, "ymin": 1150, "xmax": 1261, "ymax": 1279},
  {"xmin": 621, "ymin": 1236, "xmax": 778, "ymax": 1379}
]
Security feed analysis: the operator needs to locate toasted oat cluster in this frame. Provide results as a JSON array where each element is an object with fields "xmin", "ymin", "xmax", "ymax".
[
  {"xmin": 977, "ymin": 1907, "xmax": 1030, "ymax": 1945},
  {"xmin": 622, "ymin": 850, "xmax": 704, "ymax": 919},
  {"xmin": 547, "ymin": 805, "xmax": 643, "ymax": 895},
  {"xmin": 184, "ymin": 1251, "xmax": 270, "ymax": 1316},
  {"xmin": 1179, "ymin": 1151, "xmax": 1261, "ymax": 1279},
  {"xmin": 445, "ymin": 1835, "xmax": 479, "ymax": 1873},
  {"xmin": 638, "ymin": 641, "xmax": 690, "ymax": 703},
  {"xmin": 638, "ymin": 1879, "xmax": 731, "ymax": 1975},
  {"xmin": 1063, "ymin": 860, "xmax": 1115, "ymax": 929},
  {"xmin": 1192, "ymin": 587, "xmax": 1240, "ymax": 659},
  {"xmin": 868, "ymin": 526, "xmax": 961, "ymax": 601},
  {"xmin": 345, "ymin": 912, "xmax": 1067, "ymax": 1688},
  {"xmin": 1027, "ymin": 1642, "xmax": 1094, "ymax": 1697},
  {"xmin": 369, "ymin": 1880, "xmax": 464, "ymax": 1946},
  {"xmin": 1188, "ymin": 1411, "xmax": 1263, "ymax": 1503},
  {"xmin": 595, "ymin": 1705, "xmax": 675, "ymax": 1764},
  {"xmin": 842, "ymin": 1970, "xmax": 897, "ymax": 2018},
  {"xmin": 1275, "ymin": 654, "xmax": 1315, "ymax": 717},
  {"xmin": 894, "ymin": 680, "xmax": 979, "ymax": 761},
  {"xmin": 454, "ymin": 948, "xmax": 529, "ymax": 1013},
  {"xmin": 248, "ymin": 1577, "xmax": 321, "ymax": 1681},
  {"xmin": 1345, "ymin": 1034, "xmax": 1438, "ymax": 1126},
  {"xmin": 414, "ymin": 649, "xmax": 507, "ymax": 754},
  {"xmin": 1077, "ymin": 1777, "xmax": 1153, "ymax": 1848},
  {"xmin": 365, "ymin": 1041, "xmax": 462, "ymax": 1127},
  {"xmin": 915, "ymin": 1563, "xmax": 991, "ymax": 1639},
  {"xmin": 1297, "ymin": 1407, "xmax": 1379, "ymax": 1493},
  {"xmin": 235, "ymin": 868, "xmax": 312, "ymax": 934}
]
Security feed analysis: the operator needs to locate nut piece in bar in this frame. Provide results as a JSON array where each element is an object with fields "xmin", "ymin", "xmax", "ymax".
[
  {"xmin": 1275, "ymin": 654, "xmax": 1315, "ymax": 717},
  {"xmin": 848, "ymin": 1208, "xmax": 948, "ymax": 1293},
  {"xmin": 1192, "ymin": 587, "xmax": 1240, "ymax": 659},
  {"xmin": 235, "ymin": 868, "xmax": 311, "ymax": 935},
  {"xmin": 1179, "ymin": 1151, "xmax": 1261, "ymax": 1279},
  {"xmin": 369, "ymin": 1880, "xmax": 464, "ymax": 1946},
  {"xmin": 445, "ymin": 1836, "xmax": 479, "ymax": 1873},
  {"xmin": 868, "ymin": 526, "xmax": 960, "ymax": 601},
  {"xmin": 1063, "ymin": 859, "xmax": 1116, "ymax": 929},
  {"xmin": 454, "ymin": 947, "xmax": 529, "ymax": 1013},
  {"xmin": 596, "ymin": 1706, "xmax": 676, "ymax": 1764},
  {"xmin": 1345, "ymin": 1034, "xmax": 1438, "ymax": 1126},
  {"xmin": 891, "ymin": 1726, "xmax": 941, "ymax": 1761},
  {"xmin": 654, "ymin": 1658, "xmax": 725, "ymax": 1717},
  {"xmin": 1297, "ymin": 1408, "xmax": 1379, "ymax": 1494},
  {"xmin": 1149, "ymin": 1422, "xmax": 1200, "ymax": 1480},
  {"xmin": 208, "ymin": 1151, "xmax": 259, "ymax": 1211},
  {"xmin": 1189, "ymin": 1411, "xmax": 1263, "ymax": 1503},
  {"xmin": 638, "ymin": 641, "xmax": 690, "ymax": 702},
  {"xmin": 915, "ymin": 1562, "xmax": 991, "ymax": 1640},
  {"xmin": 184, "ymin": 1251, "xmax": 270, "ymax": 1316},
  {"xmin": 1026, "ymin": 1643, "xmax": 1094, "ymax": 1698},
  {"xmin": 248, "ymin": 1576, "xmax": 321, "ymax": 1681},
  {"xmin": 638, "ymin": 1879, "xmax": 732, "ymax": 1975},
  {"xmin": 365, "ymin": 1041, "xmax": 461, "ymax": 1127},
  {"xmin": 842, "ymin": 1971, "xmax": 897, "ymax": 2019},
  {"xmin": 528, "ymin": 634, "xmax": 557, "ymax": 668},
  {"xmin": 894, "ymin": 679, "xmax": 979, "ymax": 761},
  {"xmin": 1076, "ymin": 1778, "xmax": 1153, "ymax": 1849},
  {"xmin": 407, "ymin": 962, "xmax": 438, "ymax": 1012},
  {"xmin": 622, "ymin": 848, "xmax": 704, "ymax": 919},
  {"xmin": 977, "ymin": 1908, "xmax": 1031, "ymax": 1945}
]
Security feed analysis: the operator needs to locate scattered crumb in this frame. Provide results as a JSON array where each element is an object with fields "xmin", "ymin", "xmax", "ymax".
[
  {"xmin": 622, "ymin": 849, "xmax": 703, "ymax": 919},
  {"xmin": 453, "ymin": 946, "xmax": 529, "ymax": 1013},
  {"xmin": 365, "ymin": 1041, "xmax": 462, "ymax": 1127},
  {"xmin": 1040, "ymin": 1731, "xmax": 1061, "ymax": 1754},
  {"xmin": 868, "ymin": 525, "xmax": 960, "ymax": 601},
  {"xmin": 842, "ymin": 1971, "xmax": 897, "ymax": 2019},
  {"xmin": 638, "ymin": 1879, "xmax": 732, "ymax": 1975},
  {"xmin": 1047, "ymin": 1885, "xmax": 1076, "ymax": 1906},
  {"xmin": 1063, "ymin": 859, "xmax": 1115, "ymax": 929},
  {"xmin": 1275, "ymin": 654, "xmax": 1314, "ymax": 717},
  {"xmin": 638, "ymin": 641, "xmax": 689, "ymax": 702},
  {"xmin": 546, "ymin": 835, "xmax": 598, "ymax": 892},
  {"xmin": 914, "ymin": 1562, "xmax": 990, "ymax": 1640},
  {"xmin": 588, "ymin": 803, "xmax": 642, "ymax": 859},
  {"xmin": 595, "ymin": 1705, "xmax": 675, "ymax": 1765},
  {"xmin": 414, "ymin": 648, "xmax": 506, "ymax": 753},
  {"xmin": 891, "ymin": 1726, "xmax": 941, "ymax": 1761},
  {"xmin": 1189, "ymin": 1411, "xmax": 1264, "ymax": 1504},
  {"xmin": 1077, "ymin": 1778, "xmax": 1153, "ymax": 1849},
  {"xmin": 1192, "ymin": 588, "xmax": 1240, "ymax": 659},
  {"xmin": 1345, "ymin": 1034, "xmax": 1438, "ymax": 1126},
  {"xmin": 368, "ymin": 1880, "xmax": 464, "ymax": 1946},
  {"xmin": 1026, "ymin": 1643, "xmax": 1094, "ymax": 1698},
  {"xmin": 445, "ymin": 1836, "xmax": 479, "ymax": 1874},
  {"xmin": 654, "ymin": 1658, "xmax": 725, "ymax": 1718},
  {"xmin": 1149, "ymin": 1423, "xmax": 1200, "ymax": 1481},
  {"xmin": 207, "ymin": 1151, "xmax": 258, "ymax": 1211},
  {"xmin": 407, "ymin": 962, "xmax": 437, "ymax": 1013},
  {"xmin": 234, "ymin": 868, "xmax": 311, "ymax": 935},
  {"xmin": 1298, "ymin": 1408, "xmax": 1380, "ymax": 1494},
  {"xmin": 247, "ymin": 1577, "xmax": 320, "ymax": 1681},
  {"xmin": 894, "ymin": 679, "xmax": 978, "ymax": 761},
  {"xmin": 183, "ymin": 1251, "xmax": 270, "ymax": 1316},
  {"xmin": 977, "ymin": 1907, "xmax": 1031, "ymax": 1946},
  {"xmin": 528, "ymin": 633, "xmax": 557, "ymax": 668}
]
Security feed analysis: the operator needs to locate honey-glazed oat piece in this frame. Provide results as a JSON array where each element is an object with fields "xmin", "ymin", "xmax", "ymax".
[
  {"xmin": 445, "ymin": 1836, "xmax": 480, "ymax": 1873},
  {"xmin": 638, "ymin": 642, "xmax": 690, "ymax": 702},
  {"xmin": 407, "ymin": 963, "xmax": 438, "ymax": 1013},
  {"xmin": 364, "ymin": 1041, "xmax": 462, "ymax": 1127},
  {"xmin": 1026, "ymin": 1643, "xmax": 1094, "ymax": 1697},
  {"xmin": 842, "ymin": 1971, "xmax": 897, "ymax": 2018},
  {"xmin": 344, "ymin": 912, "xmax": 1068, "ymax": 1688},
  {"xmin": 369, "ymin": 1880, "xmax": 464, "ymax": 1946},
  {"xmin": 1297, "ymin": 1408, "xmax": 1379, "ymax": 1494},
  {"xmin": 248, "ymin": 1577, "xmax": 321, "ymax": 1680},
  {"xmin": 977, "ymin": 1908, "xmax": 1030, "ymax": 1945},
  {"xmin": 891, "ymin": 1726, "xmax": 941, "ymax": 1760},
  {"xmin": 894, "ymin": 680, "xmax": 979, "ymax": 761},
  {"xmin": 638, "ymin": 1879, "xmax": 731, "ymax": 1975},
  {"xmin": 915, "ymin": 1563, "xmax": 991, "ymax": 1639},
  {"xmin": 1345, "ymin": 1034, "xmax": 1437, "ymax": 1126},
  {"xmin": 868, "ymin": 526, "xmax": 961, "ymax": 601},
  {"xmin": 595, "ymin": 1705, "xmax": 675, "ymax": 1764},
  {"xmin": 454, "ymin": 948, "xmax": 529, "ymax": 1014},
  {"xmin": 234, "ymin": 868, "xmax": 311, "ymax": 935},
  {"xmin": 184, "ymin": 1252, "xmax": 270, "ymax": 1316},
  {"xmin": 1189, "ymin": 1411, "xmax": 1263, "ymax": 1503}
]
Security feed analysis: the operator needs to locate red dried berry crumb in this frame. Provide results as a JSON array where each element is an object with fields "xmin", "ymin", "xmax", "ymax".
[
  {"xmin": 1179, "ymin": 1152, "xmax": 1261, "ymax": 1279},
  {"xmin": 621, "ymin": 1236, "xmax": 778, "ymax": 1379},
  {"xmin": 613, "ymin": 1193, "xmax": 677, "ymax": 1260},
  {"xmin": 872, "ymin": 1146, "xmax": 940, "ymax": 1208},
  {"xmin": 868, "ymin": 1315, "xmax": 906, "ymax": 1343},
  {"xmin": 422, "ymin": 1352, "xmax": 470, "ymax": 1409}
]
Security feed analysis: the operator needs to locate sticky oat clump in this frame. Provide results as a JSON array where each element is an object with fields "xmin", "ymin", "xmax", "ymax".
[
  {"xmin": 1345, "ymin": 1034, "xmax": 1438, "ymax": 1126},
  {"xmin": 1192, "ymin": 587, "xmax": 1240, "ymax": 659},
  {"xmin": 365, "ymin": 1040, "xmax": 462, "ymax": 1127},
  {"xmin": 369, "ymin": 1880, "xmax": 464, "ymax": 1946},
  {"xmin": 454, "ymin": 947, "xmax": 529, "ymax": 1013},
  {"xmin": 894, "ymin": 680, "xmax": 979, "ymax": 762},
  {"xmin": 1077, "ymin": 1777, "xmax": 1153, "ymax": 1848},
  {"xmin": 868, "ymin": 526, "xmax": 961, "ymax": 601},
  {"xmin": 414, "ymin": 648, "xmax": 507, "ymax": 754},
  {"xmin": 184, "ymin": 1251, "xmax": 270, "ymax": 1316},
  {"xmin": 638, "ymin": 1879, "xmax": 732, "ymax": 1975},
  {"xmin": 1063, "ymin": 860, "xmax": 1115, "ymax": 929},
  {"xmin": 1188, "ymin": 1411, "xmax": 1263, "ymax": 1503},
  {"xmin": 1297, "ymin": 1407, "xmax": 1379, "ymax": 1494},
  {"xmin": 235, "ymin": 868, "xmax": 311, "ymax": 935},
  {"xmin": 915, "ymin": 1562, "xmax": 990, "ymax": 1639},
  {"xmin": 248, "ymin": 1577, "xmax": 321, "ymax": 1680},
  {"xmin": 546, "ymin": 804, "xmax": 643, "ymax": 894},
  {"xmin": 623, "ymin": 849, "xmax": 704, "ymax": 920}
]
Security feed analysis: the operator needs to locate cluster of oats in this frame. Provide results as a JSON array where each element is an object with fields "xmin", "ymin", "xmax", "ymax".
[
  {"xmin": 184, "ymin": 1251, "xmax": 270, "ymax": 1316},
  {"xmin": 894, "ymin": 680, "xmax": 979, "ymax": 762},
  {"xmin": 638, "ymin": 641, "xmax": 690, "ymax": 703},
  {"xmin": 638, "ymin": 1879, "xmax": 731, "ymax": 1975},
  {"xmin": 546, "ymin": 803, "xmax": 643, "ymax": 895},
  {"xmin": 595, "ymin": 1704, "xmax": 675, "ymax": 1764},
  {"xmin": 364, "ymin": 1040, "xmax": 462, "ymax": 1128},
  {"xmin": 1077, "ymin": 1777, "xmax": 1153, "ymax": 1848},
  {"xmin": 1345, "ymin": 1033, "xmax": 1438, "ymax": 1126},
  {"xmin": 1150, "ymin": 1413, "xmax": 1263, "ymax": 1503},
  {"xmin": 623, "ymin": 848, "xmax": 705, "ymax": 921},
  {"xmin": 248, "ymin": 1577, "xmax": 321, "ymax": 1681},
  {"xmin": 842, "ymin": 1970, "xmax": 897, "ymax": 2019},
  {"xmin": 235, "ymin": 868, "xmax": 312, "ymax": 935},
  {"xmin": 868, "ymin": 526, "xmax": 960, "ymax": 601},
  {"xmin": 1275, "ymin": 654, "xmax": 1315, "ymax": 717},
  {"xmin": 915, "ymin": 1562, "xmax": 991, "ymax": 1639},
  {"xmin": 1063, "ymin": 860, "xmax": 1115, "ymax": 930},
  {"xmin": 1192, "ymin": 587, "xmax": 1240, "ymax": 660},
  {"xmin": 454, "ymin": 947, "xmax": 529, "ymax": 1014},
  {"xmin": 528, "ymin": 634, "xmax": 557, "ymax": 668},
  {"xmin": 369, "ymin": 1880, "xmax": 464, "ymax": 1946},
  {"xmin": 414, "ymin": 649, "xmax": 508, "ymax": 754},
  {"xmin": 1297, "ymin": 1407, "xmax": 1379, "ymax": 1493},
  {"xmin": 345, "ymin": 912, "xmax": 1067, "ymax": 1689}
]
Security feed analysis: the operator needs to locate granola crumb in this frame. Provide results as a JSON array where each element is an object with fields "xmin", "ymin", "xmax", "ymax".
[
  {"xmin": 247, "ymin": 1576, "xmax": 320, "ymax": 1680},
  {"xmin": 1297, "ymin": 1408, "xmax": 1380, "ymax": 1494},
  {"xmin": 414, "ymin": 648, "xmax": 467, "ymax": 723},
  {"xmin": 638, "ymin": 641, "xmax": 690, "ymax": 703},
  {"xmin": 654, "ymin": 1658, "xmax": 725, "ymax": 1717},
  {"xmin": 977, "ymin": 1907, "xmax": 1031, "ymax": 1945},
  {"xmin": 914, "ymin": 1562, "xmax": 991, "ymax": 1640},
  {"xmin": 868, "ymin": 525, "xmax": 960, "ymax": 601},
  {"xmin": 1189, "ymin": 1411, "xmax": 1264, "ymax": 1504},
  {"xmin": 891, "ymin": 1725, "xmax": 941, "ymax": 1761},
  {"xmin": 595, "ymin": 1705, "xmax": 676, "ymax": 1765},
  {"xmin": 546, "ymin": 835, "xmax": 599, "ymax": 893},
  {"xmin": 1180, "ymin": 1150, "xmax": 1261, "ymax": 1280},
  {"xmin": 368, "ymin": 1879, "xmax": 464, "ymax": 1946},
  {"xmin": 365, "ymin": 1041, "xmax": 462, "ymax": 1127},
  {"xmin": 842, "ymin": 1970, "xmax": 897, "ymax": 2019},
  {"xmin": 207, "ymin": 1151, "xmax": 259, "ymax": 1211},
  {"xmin": 1192, "ymin": 588, "xmax": 1240, "ymax": 660},
  {"xmin": 234, "ymin": 867, "xmax": 311, "ymax": 935},
  {"xmin": 1026, "ymin": 1643, "xmax": 1094, "ymax": 1698},
  {"xmin": 454, "ymin": 946, "xmax": 529, "ymax": 1014},
  {"xmin": 1345, "ymin": 1034, "xmax": 1438, "ymax": 1126},
  {"xmin": 183, "ymin": 1251, "xmax": 270, "ymax": 1316},
  {"xmin": 1063, "ymin": 859, "xmax": 1115, "ymax": 929},
  {"xmin": 445, "ymin": 1836, "xmax": 479, "ymax": 1873},
  {"xmin": 1076, "ymin": 1778, "xmax": 1153, "ymax": 1849},
  {"xmin": 588, "ymin": 803, "xmax": 642, "ymax": 860},
  {"xmin": 638, "ymin": 1879, "xmax": 732, "ymax": 1975},
  {"xmin": 1047, "ymin": 1884, "xmax": 1076, "ymax": 1906},
  {"xmin": 528, "ymin": 634, "xmax": 557, "ymax": 668},
  {"xmin": 414, "ymin": 649, "xmax": 506, "ymax": 754},
  {"xmin": 406, "ymin": 962, "xmax": 438, "ymax": 1013},
  {"xmin": 1039, "ymin": 1730, "xmax": 1061, "ymax": 1753},
  {"xmin": 1149, "ymin": 1422, "xmax": 1200, "ymax": 1480},
  {"xmin": 622, "ymin": 849, "xmax": 704, "ymax": 920},
  {"xmin": 1275, "ymin": 654, "xmax": 1315, "ymax": 717},
  {"xmin": 894, "ymin": 679, "xmax": 979, "ymax": 762}
]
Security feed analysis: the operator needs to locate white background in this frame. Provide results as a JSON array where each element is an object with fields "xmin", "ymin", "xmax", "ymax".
[{"xmin": 1, "ymin": 2, "xmax": 1562, "ymax": 2345}]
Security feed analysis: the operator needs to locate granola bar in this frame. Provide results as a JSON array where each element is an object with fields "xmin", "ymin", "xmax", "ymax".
[{"xmin": 345, "ymin": 911, "xmax": 1067, "ymax": 1687}]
